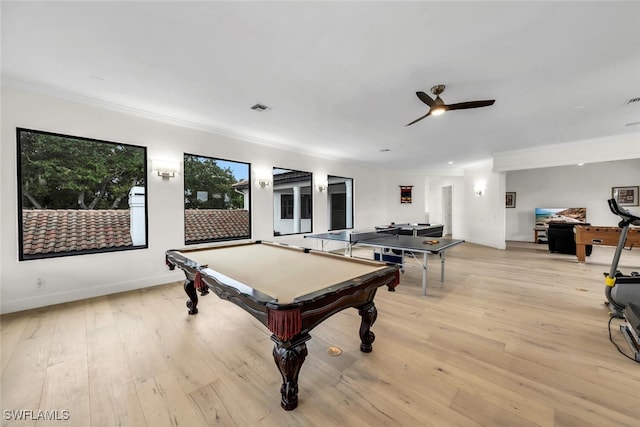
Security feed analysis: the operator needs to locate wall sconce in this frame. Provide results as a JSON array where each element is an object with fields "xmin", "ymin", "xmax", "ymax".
[
  {"xmin": 151, "ymin": 159, "xmax": 180, "ymax": 179},
  {"xmin": 474, "ymin": 183, "xmax": 485, "ymax": 197},
  {"xmin": 317, "ymin": 180, "xmax": 328, "ymax": 192},
  {"xmin": 316, "ymin": 176, "xmax": 328, "ymax": 192},
  {"xmin": 256, "ymin": 178, "xmax": 272, "ymax": 189}
]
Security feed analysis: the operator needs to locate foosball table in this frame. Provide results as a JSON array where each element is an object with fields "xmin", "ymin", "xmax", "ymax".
[{"xmin": 574, "ymin": 225, "xmax": 640, "ymax": 262}]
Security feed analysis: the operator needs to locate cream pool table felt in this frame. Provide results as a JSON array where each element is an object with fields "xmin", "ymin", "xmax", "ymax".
[{"xmin": 174, "ymin": 240, "xmax": 394, "ymax": 303}]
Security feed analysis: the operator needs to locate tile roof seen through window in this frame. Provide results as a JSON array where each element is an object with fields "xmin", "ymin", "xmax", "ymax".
[
  {"xmin": 185, "ymin": 209, "xmax": 249, "ymax": 242},
  {"xmin": 21, "ymin": 209, "xmax": 251, "ymax": 256},
  {"xmin": 22, "ymin": 209, "xmax": 133, "ymax": 255}
]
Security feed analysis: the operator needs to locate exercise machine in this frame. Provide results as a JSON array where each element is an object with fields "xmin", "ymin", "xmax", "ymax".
[
  {"xmin": 605, "ymin": 198, "xmax": 640, "ymax": 315},
  {"xmin": 604, "ymin": 198, "xmax": 640, "ymax": 361}
]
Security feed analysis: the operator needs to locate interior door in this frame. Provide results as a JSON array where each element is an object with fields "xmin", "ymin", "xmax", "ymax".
[{"xmin": 442, "ymin": 185, "xmax": 453, "ymax": 236}]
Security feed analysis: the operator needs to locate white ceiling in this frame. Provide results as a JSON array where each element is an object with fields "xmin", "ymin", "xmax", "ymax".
[{"xmin": 2, "ymin": 1, "xmax": 639, "ymax": 170}]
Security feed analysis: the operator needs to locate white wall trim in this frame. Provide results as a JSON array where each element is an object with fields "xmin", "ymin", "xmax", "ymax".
[
  {"xmin": 493, "ymin": 133, "xmax": 640, "ymax": 172},
  {"xmin": 1, "ymin": 273, "xmax": 182, "ymax": 314}
]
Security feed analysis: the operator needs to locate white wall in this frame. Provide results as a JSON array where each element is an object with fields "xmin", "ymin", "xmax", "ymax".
[
  {"xmin": 287, "ymin": 168, "xmax": 429, "ymax": 249},
  {"xmin": 506, "ymin": 159, "xmax": 640, "ymax": 241},
  {"xmin": 426, "ymin": 162, "xmax": 507, "ymax": 249},
  {"xmin": 427, "ymin": 176, "xmax": 464, "ymax": 238},
  {"xmin": 379, "ymin": 169, "xmax": 427, "ymax": 224},
  {"xmin": 1, "ymin": 87, "xmax": 431, "ymax": 313},
  {"xmin": 4, "ymin": 86, "xmax": 637, "ymax": 312},
  {"xmin": 464, "ymin": 161, "xmax": 507, "ymax": 249}
]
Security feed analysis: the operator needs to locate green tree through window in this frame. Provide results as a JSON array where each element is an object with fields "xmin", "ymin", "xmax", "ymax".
[
  {"xmin": 184, "ymin": 154, "xmax": 244, "ymax": 209},
  {"xmin": 17, "ymin": 128, "xmax": 147, "ymax": 260},
  {"xmin": 183, "ymin": 153, "xmax": 250, "ymax": 244},
  {"xmin": 19, "ymin": 130, "xmax": 144, "ymax": 210}
]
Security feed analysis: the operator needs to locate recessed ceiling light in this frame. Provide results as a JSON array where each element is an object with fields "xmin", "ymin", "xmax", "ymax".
[
  {"xmin": 250, "ymin": 103, "xmax": 270, "ymax": 112},
  {"xmin": 577, "ymin": 163, "xmax": 584, "ymax": 166},
  {"xmin": 448, "ymin": 161, "xmax": 454, "ymax": 165}
]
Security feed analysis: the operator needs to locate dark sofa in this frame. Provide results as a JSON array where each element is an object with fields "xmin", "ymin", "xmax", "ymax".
[{"xmin": 547, "ymin": 222, "xmax": 592, "ymax": 256}]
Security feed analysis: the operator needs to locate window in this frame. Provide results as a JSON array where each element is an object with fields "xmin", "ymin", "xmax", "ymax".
[
  {"xmin": 273, "ymin": 167, "xmax": 312, "ymax": 236},
  {"xmin": 280, "ymin": 194, "xmax": 311, "ymax": 219},
  {"xmin": 17, "ymin": 128, "xmax": 147, "ymax": 260},
  {"xmin": 281, "ymin": 194, "xmax": 294, "ymax": 219},
  {"xmin": 184, "ymin": 153, "xmax": 250, "ymax": 244},
  {"xmin": 328, "ymin": 175, "xmax": 354, "ymax": 230},
  {"xmin": 302, "ymin": 194, "xmax": 312, "ymax": 219}
]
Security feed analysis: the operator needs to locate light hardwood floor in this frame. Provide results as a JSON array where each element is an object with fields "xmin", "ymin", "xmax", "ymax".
[{"xmin": 2, "ymin": 241, "xmax": 639, "ymax": 426}]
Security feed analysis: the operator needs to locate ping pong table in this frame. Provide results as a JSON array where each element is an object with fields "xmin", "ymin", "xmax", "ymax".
[
  {"xmin": 304, "ymin": 230, "xmax": 464, "ymax": 295},
  {"xmin": 375, "ymin": 223, "xmax": 443, "ymax": 237}
]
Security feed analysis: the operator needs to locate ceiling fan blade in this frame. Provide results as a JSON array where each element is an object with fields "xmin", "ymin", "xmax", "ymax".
[
  {"xmin": 446, "ymin": 100, "xmax": 495, "ymax": 111},
  {"xmin": 416, "ymin": 91, "xmax": 436, "ymax": 107},
  {"xmin": 405, "ymin": 111, "xmax": 431, "ymax": 126}
]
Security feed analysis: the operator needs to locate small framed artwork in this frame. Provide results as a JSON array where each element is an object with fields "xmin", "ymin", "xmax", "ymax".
[
  {"xmin": 505, "ymin": 192, "xmax": 516, "ymax": 208},
  {"xmin": 400, "ymin": 186, "xmax": 413, "ymax": 204},
  {"xmin": 612, "ymin": 186, "xmax": 639, "ymax": 206}
]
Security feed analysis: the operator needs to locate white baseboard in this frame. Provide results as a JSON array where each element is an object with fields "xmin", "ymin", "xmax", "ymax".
[{"xmin": 0, "ymin": 273, "xmax": 182, "ymax": 314}]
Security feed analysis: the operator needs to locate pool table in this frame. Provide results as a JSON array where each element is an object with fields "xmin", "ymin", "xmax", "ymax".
[{"xmin": 165, "ymin": 240, "xmax": 399, "ymax": 410}]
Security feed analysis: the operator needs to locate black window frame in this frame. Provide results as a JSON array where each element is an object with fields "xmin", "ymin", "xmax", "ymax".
[
  {"xmin": 273, "ymin": 167, "xmax": 313, "ymax": 236},
  {"xmin": 16, "ymin": 127, "xmax": 148, "ymax": 261},
  {"xmin": 328, "ymin": 175, "xmax": 354, "ymax": 231},
  {"xmin": 183, "ymin": 153, "xmax": 251, "ymax": 245}
]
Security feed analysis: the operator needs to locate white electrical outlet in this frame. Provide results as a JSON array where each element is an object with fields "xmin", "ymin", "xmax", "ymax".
[{"xmin": 36, "ymin": 278, "xmax": 44, "ymax": 289}]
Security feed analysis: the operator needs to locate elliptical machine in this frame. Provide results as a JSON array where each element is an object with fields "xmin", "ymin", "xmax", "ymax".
[{"xmin": 604, "ymin": 198, "xmax": 640, "ymax": 361}]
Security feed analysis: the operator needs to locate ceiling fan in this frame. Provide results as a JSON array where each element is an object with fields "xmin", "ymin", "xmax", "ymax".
[{"xmin": 405, "ymin": 84, "xmax": 495, "ymax": 126}]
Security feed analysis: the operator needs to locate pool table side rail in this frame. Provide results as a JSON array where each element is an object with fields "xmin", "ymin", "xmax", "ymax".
[
  {"xmin": 166, "ymin": 248, "xmax": 275, "ymax": 328},
  {"xmin": 288, "ymin": 268, "xmax": 399, "ymax": 340},
  {"xmin": 165, "ymin": 241, "xmax": 400, "ymax": 342},
  {"xmin": 165, "ymin": 243, "xmax": 400, "ymax": 309},
  {"xmin": 166, "ymin": 240, "xmax": 400, "ymax": 305}
]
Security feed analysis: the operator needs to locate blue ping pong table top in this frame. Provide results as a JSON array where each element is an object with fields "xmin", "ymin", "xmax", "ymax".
[{"xmin": 357, "ymin": 235, "xmax": 463, "ymax": 253}]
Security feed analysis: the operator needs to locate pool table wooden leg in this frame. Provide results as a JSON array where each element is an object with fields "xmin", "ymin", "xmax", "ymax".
[
  {"xmin": 272, "ymin": 334, "xmax": 310, "ymax": 411},
  {"xmin": 358, "ymin": 302, "xmax": 377, "ymax": 353},
  {"xmin": 183, "ymin": 279, "xmax": 199, "ymax": 315}
]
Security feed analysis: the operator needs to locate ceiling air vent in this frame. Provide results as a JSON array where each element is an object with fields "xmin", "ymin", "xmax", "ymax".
[
  {"xmin": 250, "ymin": 103, "xmax": 270, "ymax": 112},
  {"xmin": 626, "ymin": 97, "xmax": 640, "ymax": 105}
]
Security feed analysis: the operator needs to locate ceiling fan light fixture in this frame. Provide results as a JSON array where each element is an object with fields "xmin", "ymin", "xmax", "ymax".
[
  {"xmin": 250, "ymin": 103, "xmax": 270, "ymax": 112},
  {"xmin": 406, "ymin": 84, "xmax": 495, "ymax": 126}
]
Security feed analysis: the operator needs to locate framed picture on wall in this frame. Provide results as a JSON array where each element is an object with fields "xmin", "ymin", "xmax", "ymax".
[
  {"xmin": 505, "ymin": 192, "xmax": 516, "ymax": 208},
  {"xmin": 400, "ymin": 186, "xmax": 413, "ymax": 204},
  {"xmin": 612, "ymin": 186, "xmax": 639, "ymax": 207}
]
